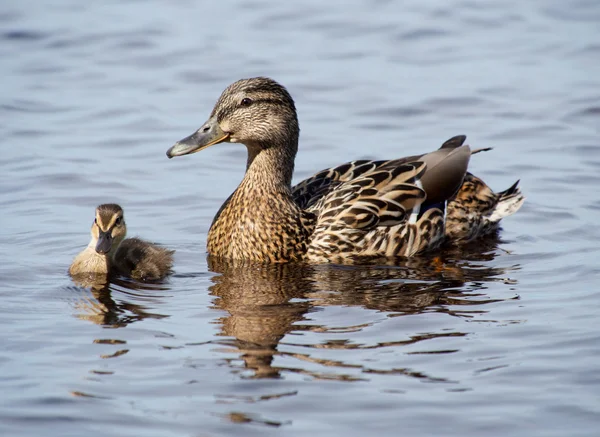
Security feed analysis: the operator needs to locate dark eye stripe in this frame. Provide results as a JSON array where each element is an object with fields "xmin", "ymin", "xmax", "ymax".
[
  {"xmin": 250, "ymin": 98, "xmax": 285, "ymax": 106},
  {"xmin": 239, "ymin": 97, "xmax": 284, "ymax": 107},
  {"xmin": 217, "ymin": 98, "xmax": 286, "ymax": 122}
]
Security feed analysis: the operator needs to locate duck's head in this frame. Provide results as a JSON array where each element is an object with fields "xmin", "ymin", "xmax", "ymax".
[
  {"xmin": 167, "ymin": 77, "xmax": 299, "ymax": 159},
  {"xmin": 91, "ymin": 204, "xmax": 127, "ymax": 256}
]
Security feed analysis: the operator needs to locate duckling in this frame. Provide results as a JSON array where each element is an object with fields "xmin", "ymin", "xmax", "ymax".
[
  {"xmin": 166, "ymin": 77, "xmax": 524, "ymax": 263},
  {"xmin": 69, "ymin": 204, "xmax": 174, "ymax": 280}
]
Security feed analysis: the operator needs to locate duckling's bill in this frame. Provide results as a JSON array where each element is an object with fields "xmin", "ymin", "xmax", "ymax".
[
  {"xmin": 95, "ymin": 231, "xmax": 113, "ymax": 254},
  {"xmin": 167, "ymin": 118, "xmax": 229, "ymax": 158}
]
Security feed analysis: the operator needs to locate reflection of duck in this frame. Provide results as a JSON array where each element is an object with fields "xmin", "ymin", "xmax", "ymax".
[
  {"xmin": 208, "ymin": 257, "xmax": 313, "ymax": 378},
  {"xmin": 207, "ymin": 239, "xmax": 518, "ymax": 379},
  {"xmin": 69, "ymin": 204, "xmax": 174, "ymax": 281},
  {"xmin": 167, "ymin": 77, "xmax": 524, "ymax": 263},
  {"xmin": 71, "ymin": 279, "xmax": 170, "ymax": 327}
]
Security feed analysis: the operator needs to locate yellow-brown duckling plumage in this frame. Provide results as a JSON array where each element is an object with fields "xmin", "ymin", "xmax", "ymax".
[
  {"xmin": 167, "ymin": 77, "xmax": 524, "ymax": 263},
  {"xmin": 69, "ymin": 204, "xmax": 174, "ymax": 280}
]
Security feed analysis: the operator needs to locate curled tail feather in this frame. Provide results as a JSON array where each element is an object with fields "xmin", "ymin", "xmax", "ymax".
[{"xmin": 445, "ymin": 174, "xmax": 525, "ymax": 242}]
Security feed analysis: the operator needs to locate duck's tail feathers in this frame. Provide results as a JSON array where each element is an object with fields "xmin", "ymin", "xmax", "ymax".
[
  {"xmin": 439, "ymin": 135, "xmax": 492, "ymax": 156},
  {"xmin": 471, "ymin": 146, "xmax": 493, "ymax": 155},
  {"xmin": 488, "ymin": 180, "xmax": 525, "ymax": 223}
]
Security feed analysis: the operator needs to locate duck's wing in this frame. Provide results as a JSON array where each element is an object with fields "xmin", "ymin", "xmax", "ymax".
[
  {"xmin": 307, "ymin": 161, "xmax": 428, "ymax": 230},
  {"xmin": 293, "ymin": 159, "xmax": 391, "ymax": 210},
  {"xmin": 308, "ymin": 144, "xmax": 471, "ymax": 229},
  {"xmin": 292, "ymin": 135, "xmax": 471, "ymax": 210},
  {"xmin": 302, "ymin": 143, "xmax": 472, "ymax": 261},
  {"xmin": 303, "ymin": 161, "xmax": 431, "ymax": 261}
]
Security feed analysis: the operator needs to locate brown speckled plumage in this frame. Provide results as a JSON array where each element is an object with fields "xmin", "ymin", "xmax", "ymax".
[
  {"xmin": 445, "ymin": 173, "xmax": 524, "ymax": 242},
  {"xmin": 69, "ymin": 204, "xmax": 174, "ymax": 280},
  {"xmin": 167, "ymin": 77, "xmax": 524, "ymax": 263}
]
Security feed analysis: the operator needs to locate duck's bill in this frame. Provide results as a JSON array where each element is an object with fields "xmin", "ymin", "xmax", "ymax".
[
  {"xmin": 95, "ymin": 231, "xmax": 113, "ymax": 254},
  {"xmin": 166, "ymin": 118, "xmax": 230, "ymax": 158}
]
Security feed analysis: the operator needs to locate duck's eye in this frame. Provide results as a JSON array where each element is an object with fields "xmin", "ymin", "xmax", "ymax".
[
  {"xmin": 240, "ymin": 97, "xmax": 253, "ymax": 107},
  {"xmin": 115, "ymin": 217, "xmax": 122, "ymax": 225}
]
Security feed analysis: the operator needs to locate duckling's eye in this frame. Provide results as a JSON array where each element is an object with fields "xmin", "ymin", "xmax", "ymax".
[
  {"xmin": 240, "ymin": 97, "xmax": 253, "ymax": 107},
  {"xmin": 115, "ymin": 217, "xmax": 122, "ymax": 225}
]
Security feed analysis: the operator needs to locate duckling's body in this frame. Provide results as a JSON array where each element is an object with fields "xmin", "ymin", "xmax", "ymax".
[
  {"xmin": 69, "ymin": 204, "xmax": 174, "ymax": 280},
  {"xmin": 167, "ymin": 77, "xmax": 524, "ymax": 263},
  {"xmin": 70, "ymin": 246, "xmax": 111, "ymax": 276},
  {"xmin": 113, "ymin": 237, "xmax": 175, "ymax": 280}
]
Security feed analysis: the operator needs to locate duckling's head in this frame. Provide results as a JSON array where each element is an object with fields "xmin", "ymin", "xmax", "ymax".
[
  {"xmin": 91, "ymin": 204, "xmax": 127, "ymax": 256},
  {"xmin": 167, "ymin": 77, "xmax": 299, "ymax": 159}
]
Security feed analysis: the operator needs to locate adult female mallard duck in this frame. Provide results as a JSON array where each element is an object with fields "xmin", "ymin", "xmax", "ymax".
[
  {"xmin": 69, "ymin": 204, "xmax": 174, "ymax": 280},
  {"xmin": 167, "ymin": 77, "xmax": 524, "ymax": 263}
]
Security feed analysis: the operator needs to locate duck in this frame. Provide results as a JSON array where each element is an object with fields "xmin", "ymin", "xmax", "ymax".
[
  {"xmin": 69, "ymin": 204, "xmax": 174, "ymax": 280},
  {"xmin": 166, "ymin": 77, "xmax": 524, "ymax": 263}
]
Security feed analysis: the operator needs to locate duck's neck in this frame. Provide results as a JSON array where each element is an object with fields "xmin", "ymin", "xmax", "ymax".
[
  {"xmin": 242, "ymin": 139, "xmax": 298, "ymax": 194},
  {"xmin": 208, "ymin": 137, "xmax": 309, "ymax": 261}
]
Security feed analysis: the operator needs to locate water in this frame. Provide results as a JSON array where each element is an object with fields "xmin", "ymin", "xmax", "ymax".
[{"xmin": 1, "ymin": 0, "xmax": 599, "ymax": 435}]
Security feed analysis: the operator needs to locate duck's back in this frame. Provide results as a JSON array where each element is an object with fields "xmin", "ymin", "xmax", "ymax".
[
  {"xmin": 292, "ymin": 135, "xmax": 470, "ymax": 211},
  {"xmin": 114, "ymin": 237, "xmax": 174, "ymax": 281},
  {"xmin": 292, "ymin": 139, "xmax": 472, "ymax": 262}
]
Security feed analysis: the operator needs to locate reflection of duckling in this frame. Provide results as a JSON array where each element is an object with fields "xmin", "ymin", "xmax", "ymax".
[{"xmin": 69, "ymin": 204, "xmax": 174, "ymax": 281}]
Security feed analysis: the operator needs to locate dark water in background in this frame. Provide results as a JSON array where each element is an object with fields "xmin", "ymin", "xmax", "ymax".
[{"xmin": 1, "ymin": 0, "xmax": 599, "ymax": 436}]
